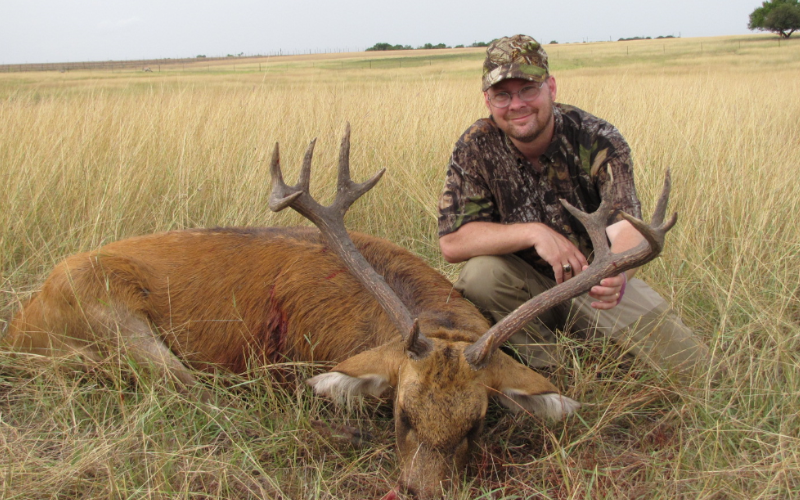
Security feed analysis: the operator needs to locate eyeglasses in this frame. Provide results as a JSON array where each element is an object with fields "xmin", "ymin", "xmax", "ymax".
[{"xmin": 486, "ymin": 82, "xmax": 545, "ymax": 108}]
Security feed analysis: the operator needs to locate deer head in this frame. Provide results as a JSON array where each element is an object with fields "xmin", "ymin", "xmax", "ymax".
[{"xmin": 269, "ymin": 124, "xmax": 676, "ymax": 498}]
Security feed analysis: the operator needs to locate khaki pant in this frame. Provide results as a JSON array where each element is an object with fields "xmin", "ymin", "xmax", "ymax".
[{"xmin": 455, "ymin": 254, "xmax": 711, "ymax": 379}]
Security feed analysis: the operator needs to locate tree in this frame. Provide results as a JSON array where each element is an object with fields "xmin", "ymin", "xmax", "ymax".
[
  {"xmin": 749, "ymin": 0, "xmax": 800, "ymax": 38},
  {"xmin": 366, "ymin": 42, "xmax": 413, "ymax": 51},
  {"xmin": 419, "ymin": 43, "xmax": 449, "ymax": 49}
]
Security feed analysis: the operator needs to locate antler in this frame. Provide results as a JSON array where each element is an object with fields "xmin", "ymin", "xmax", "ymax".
[
  {"xmin": 463, "ymin": 172, "xmax": 678, "ymax": 370},
  {"xmin": 269, "ymin": 124, "xmax": 433, "ymax": 359}
]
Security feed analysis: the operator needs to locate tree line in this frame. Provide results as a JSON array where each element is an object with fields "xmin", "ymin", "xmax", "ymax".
[
  {"xmin": 366, "ymin": 4, "xmax": 800, "ymax": 57},
  {"xmin": 366, "ymin": 41, "xmax": 490, "ymax": 51}
]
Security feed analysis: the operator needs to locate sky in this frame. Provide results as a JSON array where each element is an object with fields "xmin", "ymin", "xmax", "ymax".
[{"xmin": 1, "ymin": 0, "xmax": 762, "ymax": 64}]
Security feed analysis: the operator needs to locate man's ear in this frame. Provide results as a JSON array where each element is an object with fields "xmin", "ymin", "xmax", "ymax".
[
  {"xmin": 547, "ymin": 75, "xmax": 557, "ymax": 101},
  {"xmin": 306, "ymin": 343, "xmax": 407, "ymax": 405},
  {"xmin": 488, "ymin": 352, "xmax": 580, "ymax": 420}
]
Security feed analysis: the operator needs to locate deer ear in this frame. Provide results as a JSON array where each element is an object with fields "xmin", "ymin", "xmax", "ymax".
[
  {"xmin": 488, "ymin": 354, "xmax": 581, "ymax": 420},
  {"xmin": 306, "ymin": 343, "xmax": 406, "ymax": 405}
]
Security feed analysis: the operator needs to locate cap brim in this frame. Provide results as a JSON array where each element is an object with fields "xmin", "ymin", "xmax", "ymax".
[{"xmin": 482, "ymin": 63, "xmax": 548, "ymax": 91}]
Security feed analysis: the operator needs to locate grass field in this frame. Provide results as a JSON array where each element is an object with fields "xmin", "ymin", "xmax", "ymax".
[{"xmin": 1, "ymin": 34, "xmax": 799, "ymax": 499}]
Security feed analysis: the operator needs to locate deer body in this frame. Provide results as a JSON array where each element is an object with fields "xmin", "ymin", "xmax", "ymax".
[{"xmin": 8, "ymin": 227, "xmax": 490, "ymax": 372}]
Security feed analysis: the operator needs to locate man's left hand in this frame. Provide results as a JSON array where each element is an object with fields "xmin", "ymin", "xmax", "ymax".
[{"xmin": 588, "ymin": 272, "xmax": 627, "ymax": 310}]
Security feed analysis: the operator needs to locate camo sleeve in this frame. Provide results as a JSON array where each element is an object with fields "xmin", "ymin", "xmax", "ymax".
[
  {"xmin": 437, "ymin": 138, "xmax": 496, "ymax": 237},
  {"xmin": 591, "ymin": 122, "xmax": 642, "ymax": 222}
]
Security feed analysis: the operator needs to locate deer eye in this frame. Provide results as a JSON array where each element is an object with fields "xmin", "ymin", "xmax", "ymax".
[
  {"xmin": 399, "ymin": 409, "xmax": 414, "ymax": 431},
  {"xmin": 466, "ymin": 420, "xmax": 482, "ymax": 440}
]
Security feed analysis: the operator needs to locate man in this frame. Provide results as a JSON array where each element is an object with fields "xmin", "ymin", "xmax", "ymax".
[{"xmin": 438, "ymin": 34, "xmax": 710, "ymax": 377}]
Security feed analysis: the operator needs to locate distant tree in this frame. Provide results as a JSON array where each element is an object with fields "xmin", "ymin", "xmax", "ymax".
[
  {"xmin": 366, "ymin": 42, "xmax": 413, "ymax": 51},
  {"xmin": 470, "ymin": 41, "xmax": 489, "ymax": 47},
  {"xmin": 196, "ymin": 55, "xmax": 206, "ymax": 58},
  {"xmin": 420, "ymin": 43, "xmax": 448, "ymax": 49},
  {"xmin": 749, "ymin": 0, "xmax": 800, "ymax": 38},
  {"xmin": 454, "ymin": 44, "xmax": 465, "ymax": 48},
  {"xmin": 367, "ymin": 42, "xmax": 393, "ymax": 51},
  {"xmin": 549, "ymin": 40, "xmax": 559, "ymax": 44}
]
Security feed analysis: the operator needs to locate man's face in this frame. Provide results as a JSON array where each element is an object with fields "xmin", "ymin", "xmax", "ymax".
[{"xmin": 484, "ymin": 76, "xmax": 557, "ymax": 145}]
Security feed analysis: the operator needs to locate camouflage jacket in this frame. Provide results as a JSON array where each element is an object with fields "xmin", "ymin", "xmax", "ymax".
[{"xmin": 438, "ymin": 103, "xmax": 642, "ymax": 279}]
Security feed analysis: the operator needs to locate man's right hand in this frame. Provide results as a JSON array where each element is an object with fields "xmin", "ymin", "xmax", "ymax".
[{"xmin": 528, "ymin": 223, "xmax": 589, "ymax": 284}]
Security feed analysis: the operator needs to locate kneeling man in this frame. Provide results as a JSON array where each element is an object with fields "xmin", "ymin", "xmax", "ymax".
[{"xmin": 438, "ymin": 34, "xmax": 710, "ymax": 377}]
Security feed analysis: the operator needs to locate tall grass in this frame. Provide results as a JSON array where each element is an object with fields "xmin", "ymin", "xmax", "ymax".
[{"xmin": 1, "ymin": 35, "xmax": 799, "ymax": 498}]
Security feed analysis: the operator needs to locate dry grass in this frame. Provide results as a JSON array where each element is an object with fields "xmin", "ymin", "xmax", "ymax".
[{"xmin": 1, "ymin": 34, "xmax": 799, "ymax": 499}]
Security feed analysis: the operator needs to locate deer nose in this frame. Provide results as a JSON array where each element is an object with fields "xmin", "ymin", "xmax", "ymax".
[
  {"xmin": 379, "ymin": 487, "xmax": 401, "ymax": 500},
  {"xmin": 399, "ymin": 479, "xmax": 450, "ymax": 499}
]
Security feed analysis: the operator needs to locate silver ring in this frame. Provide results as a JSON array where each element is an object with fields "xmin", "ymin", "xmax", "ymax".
[{"xmin": 562, "ymin": 263, "xmax": 572, "ymax": 274}]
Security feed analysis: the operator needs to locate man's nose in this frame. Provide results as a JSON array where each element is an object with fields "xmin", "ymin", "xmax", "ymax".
[{"xmin": 508, "ymin": 92, "xmax": 528, "ymax": 109}]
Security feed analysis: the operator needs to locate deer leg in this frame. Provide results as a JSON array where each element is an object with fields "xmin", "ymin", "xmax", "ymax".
[
  {"xmin": 7, "ymin": 295, "xmax": 203, "ymax": 397},
  {"xmin": 80, "ymin": 302, "xmax": 202, "ymax": 394}
]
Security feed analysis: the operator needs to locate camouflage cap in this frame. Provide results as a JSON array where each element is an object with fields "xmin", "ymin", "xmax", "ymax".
[{"xmin": 481, "ymin": 35, "xmax": 549, "ymax": 91}]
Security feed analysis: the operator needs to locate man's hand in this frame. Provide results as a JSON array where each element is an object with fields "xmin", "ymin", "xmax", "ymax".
[
  {"xmin": 583, "ymin": 219, "xmax": 643, "ymax": 310},
  {"xmin": 529, "ymin": 224, "xmax": 589, "ymax": 284},
  {"xmin": 588, "ymin": 272, "xmax": 627, "ymax": 310}
]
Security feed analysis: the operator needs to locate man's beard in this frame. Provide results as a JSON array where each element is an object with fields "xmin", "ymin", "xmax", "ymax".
[
  {"xmin": 502, "ymin": 97, "xmax": 554, "ymax": 144},
  {"xmin": 505, "ymin": 110, "xmax": 553, "ymax": 144}
]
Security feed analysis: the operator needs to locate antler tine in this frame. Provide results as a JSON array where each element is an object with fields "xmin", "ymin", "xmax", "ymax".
[
  {"xmin": 332, "ymin": 123, "xmax": 387, "ymax": 215},
  {"xmin": 464, "ymin": 172, "xmax": 677, "ymax": 370},
  {"xmin": 619, "ymin": 210, "xmax": 678, "ymax": 258},
  {"xmin": 298, "ymin": 138, "xmax": 316, "ymax": 192},
  {"xmin": 269, "ymin": 142, "xmax": 304, "ymax": 212},
  {"xmin": 268, "ymin": 126, "xmax": 431, "ymax": 359},
  {"xmin": 650, "ymin": 169, "xmax": 672, "ymax": 227},
  {"xmin": 336, "ymin": 122, "xmax": 352, "ymax": 192},
  {"xmin": 404, "ymin": 318, "xmax": 432, "ymax": 360},
  {"xmin": 619, "ymin": 170, "xmax": 678, "ymax": 256},
  {"xmin": 562, "ymin": 183, "xmax": 615, "ymax": 262}
]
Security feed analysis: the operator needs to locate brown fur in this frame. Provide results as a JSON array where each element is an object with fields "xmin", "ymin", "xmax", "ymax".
[{"xmin": 7, "ymin": 227, "xmax": 487, "ymax": 367}]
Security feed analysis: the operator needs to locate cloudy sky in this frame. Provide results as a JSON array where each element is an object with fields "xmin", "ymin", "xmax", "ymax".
[{"xmin": 2, "ymin": 0, "xmax": 761, "ymax": 64}]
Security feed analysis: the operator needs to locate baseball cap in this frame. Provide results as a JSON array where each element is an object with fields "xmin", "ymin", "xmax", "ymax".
[{"xmin": 482, "ymin": 35, "xmax": 550, "ymax": 91}]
